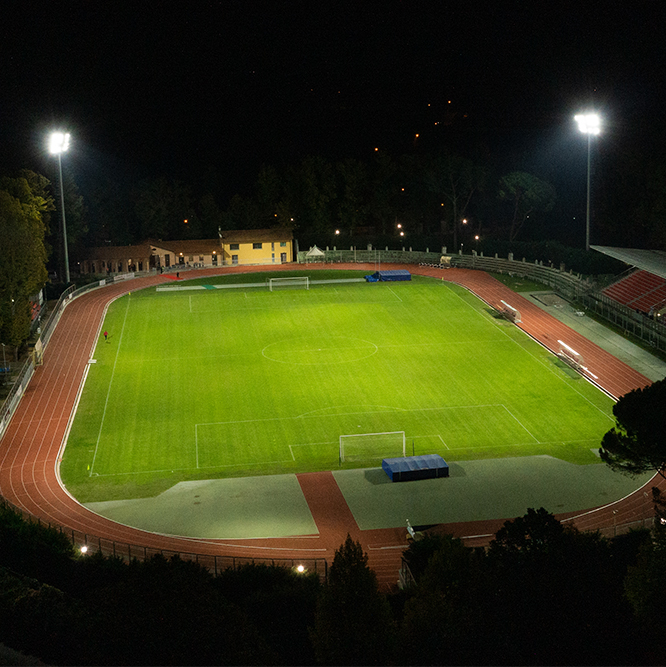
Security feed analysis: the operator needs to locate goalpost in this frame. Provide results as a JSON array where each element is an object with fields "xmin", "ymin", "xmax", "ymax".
[
  {"xmin": 268, "ymin": 276, "xmax": 310, "ymax": 291},
  {"xmin": 339, "ymin": 431, "xmax": 406, "ymax": 464}
]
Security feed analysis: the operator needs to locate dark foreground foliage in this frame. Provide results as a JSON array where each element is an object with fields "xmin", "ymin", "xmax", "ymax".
[{"xmin": 0, "ymin": 501, "xmax": 663, "ymax": 665}]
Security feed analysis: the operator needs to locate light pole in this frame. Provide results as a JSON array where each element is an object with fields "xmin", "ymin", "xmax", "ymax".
[
  {"xmin": 49, "ymin": 132, "xmax": 71, "ymax": 283},
  {"xmin": 574, "ymin": 113, "xmax": 600, "ymax": 251}
]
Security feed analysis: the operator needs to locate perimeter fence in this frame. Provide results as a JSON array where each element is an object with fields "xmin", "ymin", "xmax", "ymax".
[
  {"xmin": 0, "ymin": 497, "xmax": 328, "ymax": 579},
  {"xmin": 0, "ymin": 274, "xmax": 143, "ymax": 441}
]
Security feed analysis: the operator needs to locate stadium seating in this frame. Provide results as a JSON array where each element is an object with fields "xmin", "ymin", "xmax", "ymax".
[{"xmin": 602, "ymin": 270, "xmax": 666, "ymax": 313}]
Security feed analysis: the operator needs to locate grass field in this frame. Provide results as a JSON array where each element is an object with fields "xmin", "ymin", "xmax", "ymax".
[{"xmin": 61, "ymin": 270, "xmax": 616, "ymax": 502}]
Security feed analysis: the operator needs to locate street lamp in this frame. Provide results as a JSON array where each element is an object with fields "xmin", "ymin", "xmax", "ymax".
[
  {"xmin": 49, "ymin": 132, "xmax": 71, "ymax": 283},
  {"xmin": 574, "ymin": 113, "xmax": 600, "ymax": 251}
]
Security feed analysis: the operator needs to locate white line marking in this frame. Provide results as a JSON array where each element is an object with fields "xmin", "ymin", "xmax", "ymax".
[
  {"xmin": 501, "ymin": 404, "xmax": 540, "ymax": 443},
  {"xmin": 90, "ymin": 298, "xmax": 131, "ymax": 476},
  {"xmin": 387, "ymin": 286, "xmax": 403, "ymax": 302}
]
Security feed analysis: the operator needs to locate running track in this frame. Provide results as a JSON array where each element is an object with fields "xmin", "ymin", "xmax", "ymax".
[{"xmin": 0, "ymin": 264, "xmax": 658, "ymax": 590}]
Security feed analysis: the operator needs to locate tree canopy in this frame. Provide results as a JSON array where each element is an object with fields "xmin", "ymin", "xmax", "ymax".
[
  {"xmin": 0, "ymin": 172, "xmax": 52, "ymax": 352},
  {"xmin": 600, "ymin": 379, "xmax": 666, "ymax": 478}
]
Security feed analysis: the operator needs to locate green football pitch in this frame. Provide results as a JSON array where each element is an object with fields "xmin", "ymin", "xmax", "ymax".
[{"xmin": 61, "ymin": 271, "xmax": 616, "ymax": 503}]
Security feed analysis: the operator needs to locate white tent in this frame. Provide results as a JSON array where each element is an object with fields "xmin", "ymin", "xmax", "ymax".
[{"xmin": 305, "ymin": 245, "xmax": 326, "ymax": 263}]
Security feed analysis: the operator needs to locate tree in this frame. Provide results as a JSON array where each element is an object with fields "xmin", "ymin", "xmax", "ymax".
[
  {"xmin": 600, "ymin": 379, "xmax": 666, "ymax": 478},
  {"xmin": 426, "ymin": 152, "xmax": 487, "ymax": 248},
  {"xmin": 310, "ymin": 535, "xmax": 394, "ymax": 665},
  {"xmin": 485, "ymin": 508, "xmax": 636, "ymax": 665},
  {"xmin": 0, "ymin": 173, "xmax": 51, "ymax": 355},
  {"xmin": 497, "ymin": 171, "xmax": 556, "ymax": 242},
  {"xmin": 624, "ymin": 522, "xmax": 666, "ymax": 659},
  {"xmin": 399, "ymin": 534, "xmax": 489, "ymax": 665},
  {"xmin": 335, "ymin": 158, "xmax": 369, "ymax": 237},
  {"xmin": 133, "ymin": 177, "xmax": 193, "ymax": 239}
]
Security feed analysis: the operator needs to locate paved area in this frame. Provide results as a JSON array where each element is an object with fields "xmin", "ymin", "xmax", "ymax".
[{"xmin": 523, "ymin": 291, "xmax": 666, "ymax": 382}]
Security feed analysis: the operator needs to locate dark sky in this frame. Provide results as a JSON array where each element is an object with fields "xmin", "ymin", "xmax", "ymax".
[{"xmin": 2, "ymin": 0, "xmax": 665, "ymax": 201}]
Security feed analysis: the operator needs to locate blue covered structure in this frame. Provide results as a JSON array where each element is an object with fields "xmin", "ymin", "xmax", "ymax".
[
  {"xmin": 364, "ymin": 270, "xmax": 411, "ymax": 282},
  {"xmin": 382, "ymin": 454, "xmax": 449, "ymax": 482}
]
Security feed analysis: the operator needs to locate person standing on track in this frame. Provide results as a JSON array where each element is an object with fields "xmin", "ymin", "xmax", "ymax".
[{"xmin": 104, "ymin": 330, "xmax": 108, "ymax": 342}]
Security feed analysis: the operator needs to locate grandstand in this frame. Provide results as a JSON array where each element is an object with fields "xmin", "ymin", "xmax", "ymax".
[{"xmin": 594, "ymin": 247, "xmax": 666, "ymax": 317}]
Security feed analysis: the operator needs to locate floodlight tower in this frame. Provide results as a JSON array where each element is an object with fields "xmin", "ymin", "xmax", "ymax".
[
  {"xmin": 49, "ymin": 132, "xmax": 71, "ymax": 283},
  {"xmin": 574, "ymin": 113, "xmax": 600, "ymax": 251}
]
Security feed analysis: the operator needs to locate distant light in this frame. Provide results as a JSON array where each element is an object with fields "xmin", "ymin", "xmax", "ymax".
[
  {"xmin": 335, "ymin": 229, "xmax": 340, "ymax": 235},
  {"xmin": 184, "ymin": 219, "xmax": 188, "ymax": 224},
  {"xmin": 296, "ymin": 564, "xmax": 305, "ymax": 573},
  {"xmin": 80, "ymin": 545, "xmax": 88, "ymax": 554},
  {"xmin": 400, "ymin": 231, "xmax": 405, "ymax": 236},
  {"xmin": 415, "ymin": 133, "xmax": 419, "ymax": 138},
  {"xmin": 574, "ymin": 113, "xmax": 601, "ymax": 135},
  {"xmin": 474, "ymin": 235, "xmax": 479, "ymax": 240},
  {"xmin": 396, "ymin": 223, "xmax": 402, "ymax": 229},
  {"xmin": 462, "ymin": 218, "xmax": 468, "ymax": 224},
  {"xmin": 374, "ymin": 147, "xmax": 379, "ymax": 151},
  {"xmin": 49, "ymin": 132, "xmax": 70, "ymax": 154}
]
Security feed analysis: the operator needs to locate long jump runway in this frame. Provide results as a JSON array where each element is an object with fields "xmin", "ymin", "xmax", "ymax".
[{"xmin": 0, "ymin": 264, "xmax": 659, "ymax": 589}]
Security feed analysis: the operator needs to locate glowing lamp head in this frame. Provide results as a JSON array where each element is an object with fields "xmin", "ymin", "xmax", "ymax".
[
  {"xmin": 49, "ymin": 132, "xmax": 71, "ymax": 154},
  {"xmin": 574, "ymin": 113, "xmax": 601, "ymax": 135}
]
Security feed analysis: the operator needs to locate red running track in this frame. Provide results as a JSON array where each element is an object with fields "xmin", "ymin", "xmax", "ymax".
[{"xmin": 0, "ymin": 265, "xmax": 658, "ymax": 590}]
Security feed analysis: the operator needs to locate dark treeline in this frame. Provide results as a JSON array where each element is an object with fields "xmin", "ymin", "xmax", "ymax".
[
  {"xmin": 61, "ymin": 124, "xmax": 666, "ymax": 269},
  {"xmin": 2, "ymin": 501, "xmax": 666, "ymax": 666}
]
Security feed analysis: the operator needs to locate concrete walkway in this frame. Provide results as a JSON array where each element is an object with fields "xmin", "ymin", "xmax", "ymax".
[{"xmin": 522, "ymin": 291, "xmax": 666, "ymax": 382}]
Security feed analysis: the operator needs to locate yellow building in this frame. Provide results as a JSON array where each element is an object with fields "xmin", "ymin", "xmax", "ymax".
[{"xmin": 78, "ymin": 229, "xmax": 294, "ymax": 274}]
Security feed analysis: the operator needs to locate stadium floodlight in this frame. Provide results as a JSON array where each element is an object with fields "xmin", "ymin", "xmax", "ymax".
[
  {"xmin": 574, "ymin": 113, "xmax": 601, "ymax": 251},
  {"xmin": 49, "ymin": 131, "xmax": 72, "ymax": 283}
]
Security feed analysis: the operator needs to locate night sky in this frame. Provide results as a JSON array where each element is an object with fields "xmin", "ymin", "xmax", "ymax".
[{"xmin": 2, "ymin": 1, "xmax": 665, "ymax": 205}]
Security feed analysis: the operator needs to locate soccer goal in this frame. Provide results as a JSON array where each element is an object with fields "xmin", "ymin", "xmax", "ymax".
[
  {"xmin": 339, "ymin": 431, "xmax": 406, "ymax": 464},
  {"xmin": 268, "ymin": 276, "xmax": 310, "ymax": 291}
]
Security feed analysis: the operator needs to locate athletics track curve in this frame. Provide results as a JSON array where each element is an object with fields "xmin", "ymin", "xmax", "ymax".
[{"xmin": 0, "ymin": 264, "xmax": 659, "ymax": 590}]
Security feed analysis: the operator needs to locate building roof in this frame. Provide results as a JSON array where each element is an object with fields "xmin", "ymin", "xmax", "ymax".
[
  {"xmin": 84, "ymin": 229, "xmax": 294, "ymax": 259},
  {"xmin": 591, "ymin": 246, "xmax": 666, "ymax": 280},
  {"xmin": 84, "ymin": 244, "xmax": 154, "ymax": 260}
]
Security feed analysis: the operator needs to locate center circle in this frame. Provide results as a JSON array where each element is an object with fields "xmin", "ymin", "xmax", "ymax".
[{"xmin": 262, "ymin": 336, "xmax": 378, "ymax": 365}]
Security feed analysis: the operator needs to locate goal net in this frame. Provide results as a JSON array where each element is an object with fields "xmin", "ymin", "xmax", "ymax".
[
  {"xmin": 339, "ymin": 431, "xmax": 406, "ymax": 463},
  {"xmin": 268, "ymin": 276, "xmax": 309, "ymax": 291}
]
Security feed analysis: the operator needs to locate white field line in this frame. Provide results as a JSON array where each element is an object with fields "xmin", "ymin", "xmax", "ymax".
[
  {"xmin": 89, "ymin": 298, "xmax": 131, "ymax": 476},
  {"xmin": 387, "ymin": 286, "xmax": 403, "ymax": 302},
  {"xmin": 500, "ymin": 404, "xmax": 540, "ymax": 443},
  {"xmin": 196, "ymin": 403, "xmax": 506, "ymax": 429},
  {"xmin": 464, "ymin": 288, "xmax": 615, "ymax": 421}
]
